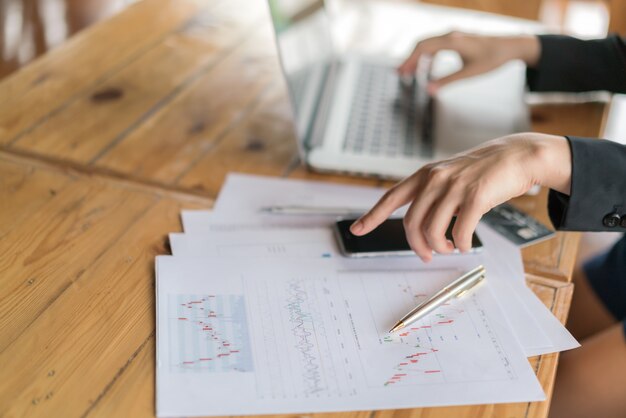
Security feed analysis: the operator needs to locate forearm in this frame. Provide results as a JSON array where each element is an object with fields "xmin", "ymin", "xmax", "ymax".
[{"xmin": 504, "ymin": 35, "xmax": 541, "ymax": 68}]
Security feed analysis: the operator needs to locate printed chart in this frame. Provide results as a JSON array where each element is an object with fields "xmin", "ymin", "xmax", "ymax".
[
  {"xmin": 168, "ymin": 294, "xmax": 253, "ymax": 373},
  {"xmin": 339, "ymin": 269, "xmax": 516, "ymax": 387},
  {"xmin": 157, "ymin": 257, "xmax": 544, "ymax": 416},
  {"xmin": 247, "ymin": 277, "xmax": 358, "ymax": 399}
]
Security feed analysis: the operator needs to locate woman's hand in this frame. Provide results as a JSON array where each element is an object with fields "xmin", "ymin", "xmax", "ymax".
[
  {"xmin": 350, "ymin": 133, "xmax": 572, "ymax": 262},
  {"xmin": 398, "ymin": 32, "xmax": 541, "ymax": 94}
]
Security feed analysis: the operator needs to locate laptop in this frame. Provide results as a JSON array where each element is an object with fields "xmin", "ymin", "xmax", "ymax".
[{"xmin": 268, "ymin": 0, "xmax": 530, "ymax": 179}]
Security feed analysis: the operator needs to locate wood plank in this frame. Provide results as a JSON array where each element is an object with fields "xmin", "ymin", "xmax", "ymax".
[
  {"xmin": 0, "ymin": 157, "xmax": 209, "ymax": 417},
  {"xmin": 419, "ymin": 0, "xmax": 542, "ymax": 20},
  {"xmin": 0, "ymin": 173, "xmax": 157, "ymax": 353},
  {"xmin": 175, "ymin": 84, "xmax": 300, "ymax": 196},
  {"xmin": 286, "ymin": 165, "xmax": 390, "ymax": 188},
  {"xmin": 375, "ymin": 405, "xmax": 495, "ymax": 418},
  {"xmin": 608, "ymin": 0, "xmax": 626, "ymax": 35},
  {"xmin": 0, "ymin": 158, "xmax": 72, "ymax": 238},
  {"xmin": 530, "ymin": 102, "xmax": 607, "ymax": 139},
  {"xmin": 0, "ymin": 198, "xmax": 183, "ymax": 417},
  {"xmin": 9, "ymin": 0, "xmax": 265, "ymax": 164},
  {"xmin": 93, "ymin": 21, "xmax": 280, "ymax": 184},
  {"xmin": 520, "ymin": 276, "xmax": 574, "ymax": 418},
  {"xmin": 86, "ymin": 334, "xmax": 157, "ymax": 417},
  {"xmin": 0, "ymin": 0, "xmax": 203, "ymax": 144}
]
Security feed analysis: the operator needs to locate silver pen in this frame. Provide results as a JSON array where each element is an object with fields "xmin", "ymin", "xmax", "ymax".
[
  {"xmin": 259, "ymin": 205, "xmax": 369, "ymax": 216},
  {"xmin": 389, "ymin": 265, "xmax": 486, "ymax": 333}
]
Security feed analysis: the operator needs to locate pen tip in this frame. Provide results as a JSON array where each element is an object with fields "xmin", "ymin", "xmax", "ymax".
[{"xmin": 389, "ymin": 322, "xmax": 404, "ymax": 334}]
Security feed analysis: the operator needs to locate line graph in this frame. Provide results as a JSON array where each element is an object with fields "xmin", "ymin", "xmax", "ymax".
[
  {"xmin": 248, "ymin": 277, "xmax": 357, "ymax": 399},
  {"xmin": 286, "ymin": 280, "xmax": 325, "ymax": 394},
  {"xmin": 384, "ymin": 347, "xmax": 443, "ymax": 386},
  {"xmin": 168, "ymin": 294, "xmax": 253, "ymax": 373},
  {"xmin": 337, "ymin": 269, "xmax": 517, "ymax": 387}
]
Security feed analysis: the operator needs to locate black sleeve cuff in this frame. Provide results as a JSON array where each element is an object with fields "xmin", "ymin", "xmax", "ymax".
[
  {"xmin": 527, "ymin": 35, "xmax": 626, "ymax": 93},
  {"xmin": 548, "ymin": 136, "xmax": 626, "ymax": 231}
]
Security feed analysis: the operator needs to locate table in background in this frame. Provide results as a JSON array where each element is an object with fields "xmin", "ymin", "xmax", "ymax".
[{"xmin": 0, "ymin": 0, "xmax": 609, "ymax": 417}]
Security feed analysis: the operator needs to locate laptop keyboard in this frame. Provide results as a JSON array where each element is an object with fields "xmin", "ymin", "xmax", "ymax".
[{"xmin": 343, "ymin": 64, "xmax": 425, "ymax": 157}]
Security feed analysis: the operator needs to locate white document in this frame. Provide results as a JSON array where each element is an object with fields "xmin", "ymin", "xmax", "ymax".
[
  {"xmin": 169, "ymin": 226, "xmax": 576, "ymax": 356},
  {"xmin": 156, "ymin": 256, "xmax": 544, "ymax": 417},
  {"xmin": 477, "ymin": 225, "xmax": 579, "ymax": 355},
  {"xmin": 170, "ymin": 228, "xmax": 339, "ymax": 259},
  {"xmin": 183, "ymin": 173, "xmax": 393, "ymax": 231}
]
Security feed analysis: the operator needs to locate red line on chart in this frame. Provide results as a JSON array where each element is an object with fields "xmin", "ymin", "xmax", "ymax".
[
  {"xmin": 177, "ymin": 299, "xmax": 242, "ymax": 368},
  {"xmin": 384, "ymin": 348, "xmax": 442, "ymax": 386}
]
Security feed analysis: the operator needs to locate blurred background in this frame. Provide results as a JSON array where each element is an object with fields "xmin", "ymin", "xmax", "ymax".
[
  {"xmin": 0, "ymin": 0, "xmax": 137, "ymax": 78},
  {"xmin": 0, "ymin": 0, "xmax": 623, "ymax": 80}
]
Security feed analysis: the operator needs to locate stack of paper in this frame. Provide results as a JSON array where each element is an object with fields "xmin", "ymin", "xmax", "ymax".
[{"xmin": 155, "ymin": 173, "xmax": 578, "ymax": 417}]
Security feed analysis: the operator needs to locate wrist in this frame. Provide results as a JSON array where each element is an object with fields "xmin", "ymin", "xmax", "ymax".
[
  {"xmin": 503, "ymin": 35, "xmax": 540, "ymax": 67},
  {"xmin": 532, "ymin": 134, "xmax": 572, "ymax": 195}
]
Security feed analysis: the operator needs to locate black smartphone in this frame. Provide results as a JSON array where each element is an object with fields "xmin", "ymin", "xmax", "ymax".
[{"xmin": 333, "ymin": 218, "xmax": 483, "ymax": 258}]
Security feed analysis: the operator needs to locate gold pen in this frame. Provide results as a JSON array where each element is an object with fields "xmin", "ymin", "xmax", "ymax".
[{"xmin": 389, "ymin": 265, "xmax": 486, "ymax": 333}]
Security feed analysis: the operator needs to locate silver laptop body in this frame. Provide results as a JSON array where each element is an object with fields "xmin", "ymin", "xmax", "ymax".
[{"xmin": 268, "ymin": 0, "xmax": 530, "ymax": 179}]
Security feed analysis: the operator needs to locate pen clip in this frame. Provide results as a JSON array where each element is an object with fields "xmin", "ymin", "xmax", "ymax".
[{"xmin": 455, "ymin": 273, "xmax": 485, "ymax": 299}]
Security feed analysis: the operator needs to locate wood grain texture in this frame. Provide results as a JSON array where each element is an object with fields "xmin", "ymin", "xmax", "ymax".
[
  {"xmin": 0, "ymin": 159, "xmax": 72, "ymax": 238},
  {"xmin": 520, "ymin": 276, "xmax": 574, "ymax": 418},
  {"xmin": 608, "ymin": 0, "xmax": 626, "ymax": 34},
  {"xmin": 419, "ymin": 0, "xmax": 542, "ymax": 20},
  {"xmin": 10, "ymin": 0, "xmax": 265, "ymax": 164},
  {"xmin": 0, "ymin": 152, "xmax": 209, "ymax": 417},
  {"xmin": 0, "ymin": 0, "xmax": 204, "ymax": 144},
  {"xmin": 93, "ymin": 21, "xmax": 281, "ymax": 185},
  {"xmin": 176, "ymin": 84, "xmax": 300, "ymax": 195}
]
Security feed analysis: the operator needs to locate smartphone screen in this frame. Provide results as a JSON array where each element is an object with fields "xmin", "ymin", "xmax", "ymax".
[{"xmin": 334, "ymin": 218, "xmax": 482, "ymax": 257}]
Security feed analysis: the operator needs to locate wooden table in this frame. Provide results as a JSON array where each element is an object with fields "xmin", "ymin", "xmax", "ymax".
[{"xmin": 0, "ymin": 0, "xmax": 609, "ymax": 416}]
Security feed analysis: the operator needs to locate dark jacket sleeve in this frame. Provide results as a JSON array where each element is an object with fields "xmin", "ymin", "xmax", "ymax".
[
  {"xmin": 527, "ymin": 35, "xmax": 626, "ymax": 93},
  {"xmin": 548, "ymin": 137, "xmax": 626, "ymax": 231}
]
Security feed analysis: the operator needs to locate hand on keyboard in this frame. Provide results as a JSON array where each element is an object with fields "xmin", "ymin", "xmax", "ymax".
[{"xmin": 397, "ymin": 32, "xmax": 540, "ymax": 95}]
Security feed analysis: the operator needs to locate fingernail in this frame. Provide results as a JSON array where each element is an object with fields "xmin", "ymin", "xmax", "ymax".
[{"xmin": 350, "ymin": 220, "xmax": 363, "ymax": 234}]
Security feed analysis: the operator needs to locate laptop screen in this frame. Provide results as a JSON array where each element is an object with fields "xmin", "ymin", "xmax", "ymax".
[{"xmin": 267, "ymin": 0, "xmax": 334, "ymax": 152}]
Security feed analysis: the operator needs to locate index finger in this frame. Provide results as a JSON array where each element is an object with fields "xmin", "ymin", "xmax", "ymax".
[
  {"xmin": 350, "ymin": 175, "xmax": 422, "ymax": 236},
  {"xmin": 397, "ymin": 35, "xmax": 450, "ymax": 75}
]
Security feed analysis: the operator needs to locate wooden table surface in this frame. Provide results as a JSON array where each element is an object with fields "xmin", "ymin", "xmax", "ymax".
[{"xmin": 0, "ymin": 0, "xmax": 609, "ymax": 417}]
